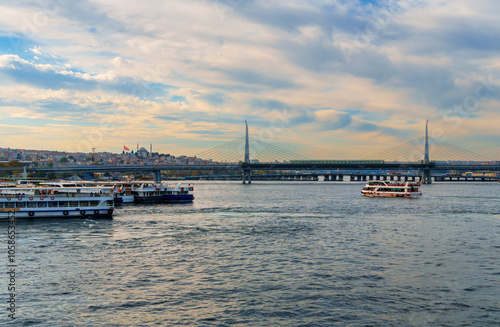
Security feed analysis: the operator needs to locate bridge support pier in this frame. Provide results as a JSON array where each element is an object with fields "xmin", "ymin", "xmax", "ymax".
[
  {"xmin": 421, "ymin": 169, "xmax": 432, "ymax": 184},
  {"xmin": 242, "ymin": 169, "xmax": 252, "ymax": 184},
  {"xmin": 153, "ymin": 170, "xmax": 162, "ymax": 182}
]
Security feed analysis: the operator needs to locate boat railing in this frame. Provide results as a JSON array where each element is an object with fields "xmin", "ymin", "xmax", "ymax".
[
  {"xmin": 0, "ymin": 187, "xmax": 114, "ymax": 198},
  {"xmin": 0, "ymin": 192, "xmax": 112, "ymax": 199}
]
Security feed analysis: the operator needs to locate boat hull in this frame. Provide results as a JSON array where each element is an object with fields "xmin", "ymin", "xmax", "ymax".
[
  {"xmin": 362, "ymin": 191, "xmax": 422, "ymax": 198},
  {"xmin": 0, "ymin": 208, "xmax": 113, "ymax": 220},
  {"xmin": 163, "ymin": 194, "xmax": 194, "ymax": 203},
  {"xmin": 133, "ymin": 195, "xmax": 164, "ymax": 204},
  {"xmin": 133, "ymin": 194, "xmax": 194, "ymax": 204}
]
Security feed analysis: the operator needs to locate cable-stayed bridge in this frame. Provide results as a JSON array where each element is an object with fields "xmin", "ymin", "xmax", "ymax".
[{"xmin": 6, "ymin": 121, "xmax": 499, "ymax": 183}]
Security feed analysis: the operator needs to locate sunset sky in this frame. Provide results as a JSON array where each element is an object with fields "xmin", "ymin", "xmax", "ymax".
[{"xmin": 0, "ymin": 0, "xmax": 499, "ymax": 159}]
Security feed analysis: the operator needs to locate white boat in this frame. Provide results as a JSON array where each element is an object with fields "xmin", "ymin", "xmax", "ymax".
[
  {"xmin": 361, "ymin": 181, "xmax": 422, "ymax": 198},
  {"xmin": 40, "ymin": 180, "xmax": 194, "ymax": 205},
  {"xmin": 0, "ymin": 186, "xmax": 115, "ymax": 219},
  {"xmin": 41, "ymin": 181, "xmax": 134, "ymax": 205}
]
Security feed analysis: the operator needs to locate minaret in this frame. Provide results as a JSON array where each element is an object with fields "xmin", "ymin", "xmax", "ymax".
[
  {"xmin": 150, "ymin": 143, "xmax": 152, "ymax": 154},
  {"xmin": 424, "ymin": 120, "xmax": 429, "ymax": 163}
]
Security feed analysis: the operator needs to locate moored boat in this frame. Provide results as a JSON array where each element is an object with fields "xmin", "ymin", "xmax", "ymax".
[
  {"xmin": 361, "ymin": 181, "xmax": 422, "ymax": 198},
  {"xmin": 119, "ymin": 181, "xmax": 194, "ymax": 204},
  {"xmin": 0, "ymin": 186, "xmax": 115, "ymax": 219}
]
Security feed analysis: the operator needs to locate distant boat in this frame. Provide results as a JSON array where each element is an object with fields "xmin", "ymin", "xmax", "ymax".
[{"xmin": 361, "ymin": 181, "xmax": 422, "ymax": 198}]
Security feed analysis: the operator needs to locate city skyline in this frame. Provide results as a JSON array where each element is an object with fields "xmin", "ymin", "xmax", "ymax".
[{"xmin": 1, "ymin": 1, "xmax": 499, "ymax": 159}]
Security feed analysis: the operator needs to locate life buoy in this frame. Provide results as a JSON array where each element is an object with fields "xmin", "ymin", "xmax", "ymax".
[
  {"xmin": 28, "ymin": 211, "xmax": 34, "ymax": 217},
  {"xmin": 29, "ymin": 196, "xmax": 33, "ymax": 200},
  {"xmin": 118, "ymin": 188, "xmax": 122, "ymax": 193},
  {"xmin": 63, "ymin": 211, "xmax": 69, "ymax": 216},
  {"xmin": 80, "ymin": 210, "xmax": 86, "ymax": 216},
  {"xmin": 94, "ymin": 210, "xmax": 99, "ymax": 215},
  {"xmin": 40, "ymin": 196, "xmax": 44, "ymax": 200},
  {"xmin": 17, "ymin": 197, "xmax": 22, "ymax": 201},
  {"xmin": 156, "ymin": 187, "xmax": 161, "ymax": 190},
  {"xmin": 6, "ymin": 197, "xmax": 11, "ymax": 201},
  {"xmin": 50, "ymin": 196, "xmax": 55, "ymax": 200}
]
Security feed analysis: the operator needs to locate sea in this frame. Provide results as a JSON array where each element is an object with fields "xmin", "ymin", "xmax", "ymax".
[{"xmin": 1, "ymin": 181, "xmax": 499, "ymax": 326}]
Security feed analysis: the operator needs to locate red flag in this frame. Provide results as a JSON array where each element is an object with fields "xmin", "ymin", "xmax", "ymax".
[{"xmin": 124, "ymin": 145, "xmax": 130, "ymax": 151}]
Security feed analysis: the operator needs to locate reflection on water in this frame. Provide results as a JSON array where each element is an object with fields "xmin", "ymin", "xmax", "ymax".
[{"xmin": 2, "ymin": 182, "xmax": 500, "ymax": 326}]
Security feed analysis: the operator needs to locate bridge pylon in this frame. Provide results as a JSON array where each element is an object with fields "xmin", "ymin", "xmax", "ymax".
[
  {"xmin": 421, "ymin": 120, "xmax": 432, "ymax": 184},
  {"xmin": 243, "ymin": 120, "xmax": 251, "ymax": 184}
]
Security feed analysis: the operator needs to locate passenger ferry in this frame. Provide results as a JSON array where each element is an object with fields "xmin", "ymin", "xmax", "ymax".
[
  {"xmin": 41, "ymin": 181, "xmax": 134, "ymax": 205},
  {"xmin": 0, "ymin": 186, "xmax": 115, "ymax": 219},
  {"xmin": 361, "ymin": 181, "xmax": 422, "ymax": 198},
  {"xmin": 118, "ymin": 181, "xmax": 194, "ymax": 204}
]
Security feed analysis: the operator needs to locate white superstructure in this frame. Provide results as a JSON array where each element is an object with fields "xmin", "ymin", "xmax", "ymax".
[{"xmin": 361, "ymin": 181, "xmax": 422, "ymax": 198}]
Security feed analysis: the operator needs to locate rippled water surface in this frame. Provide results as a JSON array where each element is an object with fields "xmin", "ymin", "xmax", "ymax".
[{"xmin": 2, "ymin": 181, "xmax": 500, "ymax": 326}]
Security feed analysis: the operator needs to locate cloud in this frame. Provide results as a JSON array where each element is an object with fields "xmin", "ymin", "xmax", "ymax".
[
  {"xmin": 0, "ymin": 0, "xmax": 499, "ymax": 157},
  {"xmin": 0, "ymin": 54, "xmax": 170, "ymax": 98},
  {"xmin": 321, "ymin": 113, "xmax": 352, "ymax": 130},
  {"xmin": 200, "ymin": 92, "xmax": 226, "ymax": 106}
]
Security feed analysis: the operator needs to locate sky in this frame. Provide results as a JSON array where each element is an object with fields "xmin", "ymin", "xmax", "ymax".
[{"xmin": 0, "ymin": 0, "xmax": 499, "ymax": 160}]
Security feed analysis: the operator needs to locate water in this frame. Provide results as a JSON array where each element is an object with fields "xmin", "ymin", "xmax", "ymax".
[{"xmin": 1, "ymin": 181, "xmax": 499, "ymax": 326}]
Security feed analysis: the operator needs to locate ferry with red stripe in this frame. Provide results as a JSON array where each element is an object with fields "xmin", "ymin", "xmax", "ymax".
[{"xmin": 361, "ymin": 181, "xmax": 422, "ymax": 198}]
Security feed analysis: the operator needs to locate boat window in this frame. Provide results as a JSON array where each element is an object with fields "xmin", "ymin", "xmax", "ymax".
[
  {"xmin": 69, "ymin": 201, "xmax": 79, "ymax": 207},
  {"xmin": 79, "ymin": 201, "xmax": 89, "ymax": 207},
  {"xmin": 48, "ymin": 202, "xmax": 57, "ymax": 207},
  {"xmin": 27, "ymin": 202, "xmax": 37, "ymax": 208},
  {"xmin": 58, "ymin": 201, "xmax": 68, "ymax": 207},
  {"xmin": 38, "ymin": 202, "xmax": 48, "ymax": 208},
  {"xmin": 106, "ymin": 200, "xmax": 113, "ymax": 206},
  {"xmin": 90, "ymin": 201, "xmax": 100, "ymax": 207},
  {"xmin": 16, "ymin": 202, "xmax": 26, "ymax": 208},
  {"xmin": 0, "ymin": 203, "xmax": 3, "ymax": 208},
  {"xmin": 5, "ymin": 202, "xmax": 15, "ymax": 208}
]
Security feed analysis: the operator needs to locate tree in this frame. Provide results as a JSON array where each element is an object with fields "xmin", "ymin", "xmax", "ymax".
[
  {"xmin": 6, "ymin": 160, "xmax": 22, "ymax": 168},
  {"xmin": 59, "ymin": 157, "xmax": 69, "ymax": 163},
  {"xmin": 47, "ymin": 172, "xmax": 57, "ymax": 180},
  {"xmin": 36, "ymin": 171, "xmax": 46, "ymax": 178}
]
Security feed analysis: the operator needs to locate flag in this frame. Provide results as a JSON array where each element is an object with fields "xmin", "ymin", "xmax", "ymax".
[{"xmin": 124, "ymin": 145, "xmax": 130, "ymax": 151}]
